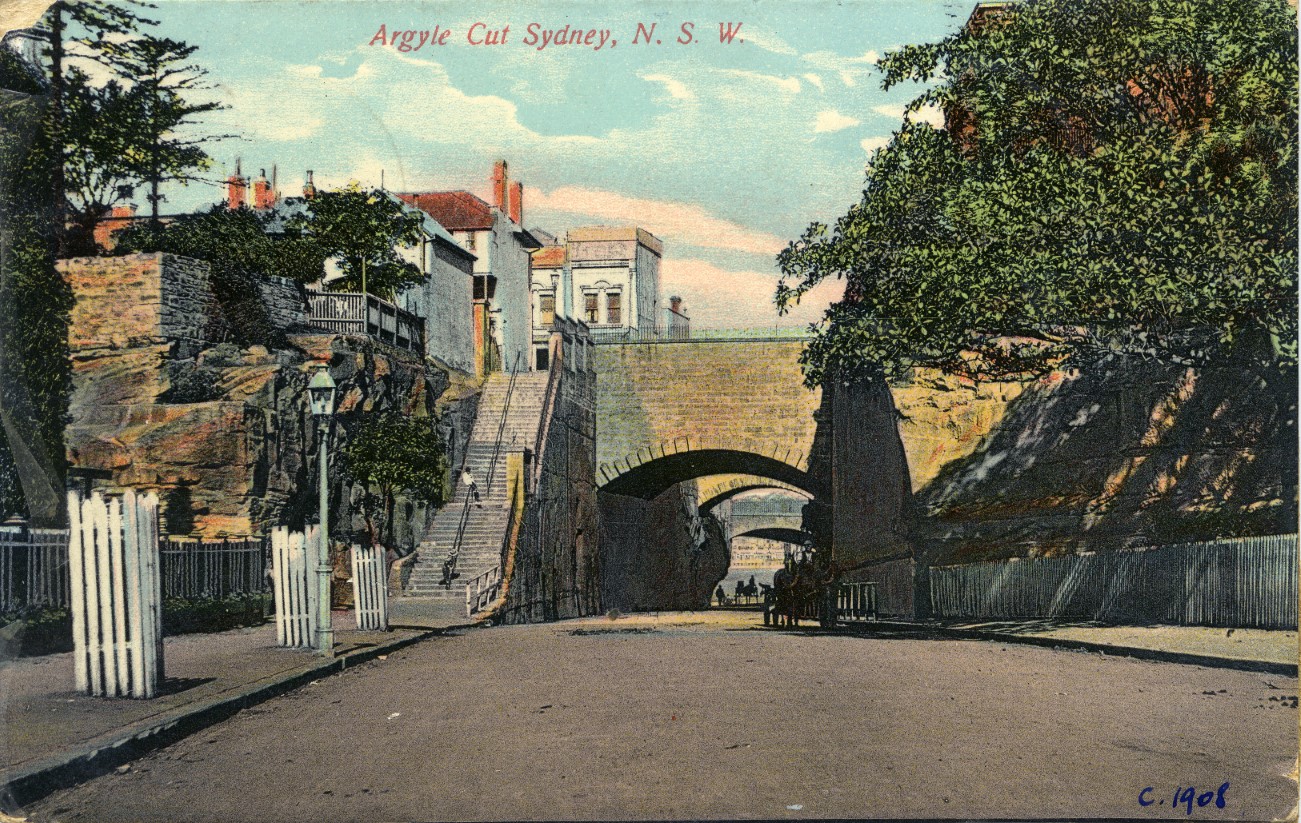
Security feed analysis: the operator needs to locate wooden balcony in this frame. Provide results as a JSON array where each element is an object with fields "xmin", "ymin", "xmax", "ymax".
[{"xmin": 306, "ymin": 290, "xmax": 425, "ymax": 354}]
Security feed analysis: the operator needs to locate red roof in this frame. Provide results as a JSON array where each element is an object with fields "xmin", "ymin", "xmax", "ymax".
[
  {"xmin": 397, "ymin": 191, "xmax": 494, "ymax": 231},
  {"xmin": 531, "ymin": 245, "xmax": 566, "ymax": 269}
]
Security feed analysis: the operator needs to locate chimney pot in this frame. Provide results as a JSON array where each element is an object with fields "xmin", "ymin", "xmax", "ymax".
[
  {"xmin": 510, "ymin": 180, "xmax": 523, "ymax": 225},
  {"xmin": 252, "ymin": 168, "xmax": 276, "ymax": 210},
  {"xmin": 491, "ymin": 160, "xmax": 508, "ymax": 212}
]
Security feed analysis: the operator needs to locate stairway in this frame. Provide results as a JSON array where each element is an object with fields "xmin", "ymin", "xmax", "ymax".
[{"xmin": 403, "ymin": 371, "xmax": 550, "ymax": 619}]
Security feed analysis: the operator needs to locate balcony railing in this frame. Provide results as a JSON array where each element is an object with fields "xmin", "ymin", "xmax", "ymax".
[{"xmin": 306, "ymin": 290, "xmax": 425, "ymax": 354}]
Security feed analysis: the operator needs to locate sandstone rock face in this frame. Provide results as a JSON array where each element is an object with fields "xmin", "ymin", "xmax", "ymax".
[
  {"xmin": 598, "ymin": 483, "xmax": 729, "ymax": 612},
  {"xmin": 815, "ymin": 355, "xmax": 1296, "ymax": 572},
  {"xmin": 910, "ymin": 357, "xmax": 1297, "ymax": 563},
  {"xmin": 61, "ymin": 255, "xmax": 477, "ymax": 548}
]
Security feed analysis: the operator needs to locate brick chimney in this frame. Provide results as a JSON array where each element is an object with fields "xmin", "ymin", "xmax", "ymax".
[
  {"xmin": 226, "ymin": 159, "xmax": 247, "ymax": 210},
  {"xmin": 252, "ymin": 168, "xmax": 276, "ymax": 210},
  {"xmin": 670, "ymin": 296, "xmax": 684, "ymax": 314},
  {"xmin": 491, "ymin": 160, "xmax": 508, "ymax": 212},
  {"xmin": 94, "ymin": 204, "xmax": 136, "ymax": 251},
  {"xmin": 303, "ymin": 170, "xmax": 317, "ymax": 200},
  {"xmin": 509, "ymin": 180, "xmax": 523, "ymax": 225}
]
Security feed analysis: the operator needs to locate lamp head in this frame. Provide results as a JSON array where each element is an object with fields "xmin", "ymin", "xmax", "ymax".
[{"xmin": 307, "ymin": 364, "xmax": 336, "ymax": 419}]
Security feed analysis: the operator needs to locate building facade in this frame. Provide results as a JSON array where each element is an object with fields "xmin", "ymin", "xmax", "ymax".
[
  {"xmin": 529, "ymin": 226, "xmax": 672, "ymax": 366},
  {"xmin": 242, "ymin": 167, "xmax": 479, "ymax": 375},
  {"xmin": 400, "ymin": 161, "xmax": 540, "ymax": 375}
]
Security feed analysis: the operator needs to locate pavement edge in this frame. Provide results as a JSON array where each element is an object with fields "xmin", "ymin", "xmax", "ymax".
[
  {"xmin": 0, "ymin": 626, "xmax": 445, "ymax": 812},
  {"xmin": 769, "ymin": 619, "xmax": 1300, "ymax": 677}
]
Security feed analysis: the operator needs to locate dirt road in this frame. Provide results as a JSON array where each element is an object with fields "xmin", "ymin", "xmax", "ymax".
[{"xmin": 25, "ymin": 612, "xmax": 1299, "ymax": 821}]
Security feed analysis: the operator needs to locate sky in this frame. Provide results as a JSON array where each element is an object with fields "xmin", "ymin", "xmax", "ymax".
[{"xmin": 129, "ymin": 1, "xmax": 969, "ymax": 329}]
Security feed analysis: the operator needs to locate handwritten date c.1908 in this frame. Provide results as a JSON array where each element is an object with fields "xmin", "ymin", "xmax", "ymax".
[{"xmin": 1139, "ymin": 783, "xmax": 1230, "ymax": 816}]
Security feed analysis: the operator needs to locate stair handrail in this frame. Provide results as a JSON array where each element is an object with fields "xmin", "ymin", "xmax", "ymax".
[
  {"xmin": 445, "ymin": 350, "xmax": 523, "ymax": 579},
  {"xmin": 530, "ymin": 342, "xmax": 564, "ymax": 493},
  {"xmin": 483, "ymin": 350, "xmax": 523, "ymax": 496}
]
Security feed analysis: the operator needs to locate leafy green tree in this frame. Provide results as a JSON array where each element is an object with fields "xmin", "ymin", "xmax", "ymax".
[
  {"xmin": 777, "ymin": 0, "xmax": 1297, "ymax": 386},
  {"xmin": 289, "ymin": 184, "xmax": 425, "ymax": 298},
  {"xmin": 60, "ymin": 68, "xmax": 141, "ymax": 252},
  {"xmin": 0, "ymin": 89, "xmax": 73, "ymax": 523},
  {"xmin": 22, "ymin": 0, "xmax": 158, "ymax": 255},
  {"xmin": 343, "ymin": 412, "xmax": 448, "ymax": 551},
  {"xmin": 118, "ymin": 35, "xmax": 225, "ymax": 228}
]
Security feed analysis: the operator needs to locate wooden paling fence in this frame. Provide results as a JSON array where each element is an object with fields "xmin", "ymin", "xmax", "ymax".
[
  {"xmin": 271, "ymin": 526, "xmax": 320, "ymax": 649},
  {"xmin": 929, "ymin": 534, "xmax": 1299, "ymax": 629},
  {"xmin": 66, "ymin": 490, "xmax": 163, "ymax": 699},
  {"xmin": 160, "ymin": 537, "xmax": 267, "ymax": 600},
  {"xmin": 351, "ymin": 543, "xmax": 388, "ymax": 631}
]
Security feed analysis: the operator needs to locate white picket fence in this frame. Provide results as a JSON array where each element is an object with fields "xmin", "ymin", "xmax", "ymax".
[
  {"xmin": 271, "ymin": 526, "xmax": 320, "ymax": 649},
  {"xmin": 351, "ymin": 544, "xmax": 388, "ymax": 631},
  {"xmin": 67, "ymin": 490, "xmax": 163, "ymax": 699}
]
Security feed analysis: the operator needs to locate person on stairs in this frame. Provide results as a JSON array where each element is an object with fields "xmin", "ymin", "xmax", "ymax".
[{"xmin": 461, "ymin": 467, "xmax": 481, "ymax": 506}]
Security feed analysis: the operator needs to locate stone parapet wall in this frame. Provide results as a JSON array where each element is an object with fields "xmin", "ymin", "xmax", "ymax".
[
  {"xmin": 593, "ymin": 340, "xmax": 820, "ymax": 484},
  {"xmin": 61, "ymin": 254, "xmax": 219, "ymax": 353},
  {"xmin": 256, "ymin": 275, "xmax": 310, "ymax": 331}
]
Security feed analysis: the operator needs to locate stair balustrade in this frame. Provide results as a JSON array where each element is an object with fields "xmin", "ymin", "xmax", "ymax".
[{"xmin": 442, "ymin": 351, "xmax": 522, "ymax": 589}]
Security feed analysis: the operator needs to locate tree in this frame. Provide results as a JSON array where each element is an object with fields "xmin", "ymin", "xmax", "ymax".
[
  {"xmin": 289, "ymin": 184, "xmax": 425, "ymax": 298},
  {"xmin": 21, "ymin": 0, "xmax": 158, "ymax": 255},
  {"xmin": 343, "ymin": 412, "xmax": 448, "ymax": 552},
  {"xmin": 60, "ymin": 68, "xmax": 140, "ymax": 252},
  {"xmin": 118, "ymin": 35, "xmax": 225, "ymax": 228},
  {"xmin": 18, "ymin": 2, "xmax": 222, "ymax": 252},
  {"xmin": 777, "ymin": 0, "xmax": 1297, "ymax": 387},
  {"xmin": 0, "ymin": 88, "xmax": 73, "ymax": 523}
]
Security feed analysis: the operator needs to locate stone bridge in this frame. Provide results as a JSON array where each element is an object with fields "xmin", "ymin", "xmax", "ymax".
[{"xmin": 593, "ymin": 338, "xmax": 822, "ymax": 499}]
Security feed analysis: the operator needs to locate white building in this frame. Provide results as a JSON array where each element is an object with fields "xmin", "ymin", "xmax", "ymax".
[{"xmin": 530, "ymin": 226, "xmax": 676, "ymax": 367}]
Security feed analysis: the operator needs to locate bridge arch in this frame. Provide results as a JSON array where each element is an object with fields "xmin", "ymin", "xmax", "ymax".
[
  {"xmin": 734, "ymin": 527, "xmax": 810, "ymax": 544},
  {"xmin": 698, "ymin": 478, "xmax": 809, "ymax": 515},
  {"xmin": 597, "ymin": 438, "xmax": 816, "ymax": 499}
]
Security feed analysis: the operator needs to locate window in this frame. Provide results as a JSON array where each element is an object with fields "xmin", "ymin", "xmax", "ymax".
[
  {"xmin": 535, "ymin": 347, "xmax": 549, "ymax": 371},
  {"xmin": 540, "ymin": 294, "xmax": 555, "ymax": 327},
  {"xmin": 465, "ymin": 231, "xmax": 477, "ymax": 251},
  {"xmin": 606, "ymin": 292, "xmax": 622, "ymax": 325},
  {"xmin": 584, "ymin": 293, "xmax": 599, "ymax": 323}
]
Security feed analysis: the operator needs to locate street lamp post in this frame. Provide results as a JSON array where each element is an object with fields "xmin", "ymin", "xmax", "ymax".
[{"xmin": 307, "ymin": 364, "xmax": 337, "ymax": 657}]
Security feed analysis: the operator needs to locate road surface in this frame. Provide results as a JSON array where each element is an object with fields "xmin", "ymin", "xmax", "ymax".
[{"xmin": 25, "ymin": 611, "xmax": 1299, "ymax": 821}]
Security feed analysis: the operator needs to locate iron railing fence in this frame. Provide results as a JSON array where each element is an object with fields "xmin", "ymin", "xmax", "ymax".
[{"xmin": 0, "ymin": 527, "xmax": 270, "ymax": 611}]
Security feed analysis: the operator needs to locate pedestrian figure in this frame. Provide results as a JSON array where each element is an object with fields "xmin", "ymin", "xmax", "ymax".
[
  {"xmin": 772, "ymin": 566, "xmax": 792, "ymax": 626},
  {"xmin": 735, "ymin": 579, "xmax": 745, "ymax": 601},
  {"xmin": 461, "ymin": 467, "xmax": 480, "ymax": 505},
  {"xmin": 715, "ymin": 585, "xmax": 726, "ymax": 607}
]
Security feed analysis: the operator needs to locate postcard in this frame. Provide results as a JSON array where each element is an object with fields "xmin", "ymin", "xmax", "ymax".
[{"xmin": 0, "ymin": 0, "xmax": 1297, "ymax": 820}]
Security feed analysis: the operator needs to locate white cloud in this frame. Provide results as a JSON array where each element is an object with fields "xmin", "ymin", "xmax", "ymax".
[
  {"xmin": 802, "ymin": 73, "xmax": 825, "ymax": 92},
  {"xmin": 661, "ymin": 259, "xmax": 845, "ymax": 329},
  {"xmin": 528, "ymin": 186, "xmax": 787, "ymax": 258},
  {"xmin": 742, "ymin": 28, "xmax": 798, "ymax": 56},
  {"xmin": 716, "ymin": 69, "xmax": 802, "ymax": 95},
  {"xmin": 860, "ymin": 135, "xmax": 892, "ymax": 154},
  {"xmin": 814, "ymin": 110, "xmax": 860, "ymax": 134},
  {"xmin": 801, "ymin": 50, "xmax": 880, "ymax": 87},
  {"xmin": 642, "ymin": 73, "xmax": 696, "ymax": 101},
  {"xmin": 872, "ymin": 102, "xmax": 946, "ymax": 128}
]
